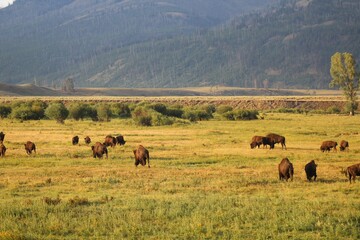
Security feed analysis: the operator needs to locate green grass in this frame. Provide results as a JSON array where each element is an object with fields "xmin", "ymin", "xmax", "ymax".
[{"xmin": 0, "ymin": 113, "xmax": 360, "ymax": 239}]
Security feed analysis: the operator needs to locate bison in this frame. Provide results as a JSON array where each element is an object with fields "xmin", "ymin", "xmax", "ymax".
[
  {"xmin": 91, "ymin": 142, "xmax": 108, "ymax": 159},
  {"xmin": 24, "ymin": 141, "xmax": 36, "ymax": 155},
  {"xmin": 250, "ymin": 136, "xmax": 264, "ymax": 149},
  {"xmin": 0, "ymin": 131, "xmax": 5, "ymax": 142},
  {"xmin": 346, "ymin": 163, "xmax": 360, "ymax": 183},
  {"xmin": 133, "ymin": 145, "xmax": 150, "ymax": 168},
  {"xmin": 278, "ymin": 157, "xmax": 294, "ymax": 181},
  {"xmin": 266, "ymin": 133, "xmax": 286, "ymax": 150},
  {"xmin": 339, "ymin": 140, "xmax": 349, "ymax": 151},
  {"xmin": 104, "ymin": 135, "xmax": 117, "ymax": 147},
  {"xmin": 304, "ymin": 160, "xmax": 317, "ymax": 181},
  {"xmin": 116, "ymin": 135, "xmax": 126, "ymax": 146},
  {"xmin": 72, "ymin": 136, "xmax": 79, "ymax": 145},
  {"xmin": 320, "ymin": 141, "xmax": 337, "ymax": 152},
  {"xmin": 84, "ymin": 136, "xmax": 91, "ymax": 145},
  {"xmin": 250, "ymin": 136, "xmax": 274, "ymax": 149},
  {"xmin": 0, "ymin": 142, "xmax": 6, "ymax": 157}
]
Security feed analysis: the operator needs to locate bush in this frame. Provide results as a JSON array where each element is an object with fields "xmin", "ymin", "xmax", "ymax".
[
  {"xmin": 68, "ymin": 103, "xmax": 88, "ymax": 121},
  {"xmin": 222, "ymin": 109, "xmax": 259, "ymax": 120},
  {"xmin": 182, "ymin": 108, "xmax": 213, "ymax": 122},
  {"xmin": 97, "ymin": 104, "xmax": 112, "ymax": 122},
  {"xmin": 152, "ymin": 113, "xmax": 174, "ymax": 126},
  {"xmin": 132, "ymin": 106, "xmax": 152, "ymax": 126},
  {"xmin": 216, "ymin": 105, "xmax": 233, "ymax": 114},
  {"xmin": 234, "ymin": 109, "xmax": 259, "ymax": 120},
  {"xmin": 0, "ymin": 105, "xmax": 11, "ymax": 118},
  {"xmin": 9, "ymin": 101, "xmax": 47, "ymax": 120},
  {"xmin": 111, "ymin": 103, "xmax": 131, "ymax": 118},
  {"xmin": 83, "ymin": 104, "xmax": 98, "ymax": 121},
  {"xmin": 45, "ymin": 102, "xmax": 69, "ymax": 124},
  {"xmin": 326, "ymin": 106, "xmax": 341, "ymax": 114}
]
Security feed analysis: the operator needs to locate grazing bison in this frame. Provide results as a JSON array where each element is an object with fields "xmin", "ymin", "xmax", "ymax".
[
  {"xmin": 104, "ymin": 135, "xmax": 117, "ymax": 147},
  {"xmin": 278, "ymin": 157, "xmax": 294, "ymax": 181},
  {"xmin": 250, "ymin": 136, "xmax": 274, "ymax": 149},
  {"xmin": 250, "ymin": 136, "xmax": 265, "ymax": 149},
  {"xmin": 24, "ymin": 141, "xmax": 36, "ymax": 155},
  {"xmin": 346, "ymin": 163, "xmax": 360, "ymax": 183},
  {"xmin": 0, "ymin": 142, "xmax": 6, "ymax": 157},
  {"xmin": 84, "ymin": 136, "xmax": 91, "ymax": 145},
  {"xmin": 320, "ymin": 141, "xmax": 337, "ymax": 152},
  {"xmin": 339, "ymin": 140, "xmax": 349, "ymax": 151},
  {"xmin": 266, "ymin": 133, "xmax": 286, "ymax": 150},
  {"xmin": 304, "ymin": 160, "xmax": 317, "ymax": 181},
  {"xmin": 0, "ymin": 131, "xmax": 5, "ymax": 142},
  {"xmin": 91, "ymin": 142, "xmax": 108, "ymax": 159},
  {"xmin": 116, "ymin": 135, "xmax": 126, "ymax": 146},
  {"xmin": 133, "ymin": 145, "xmax": 150, "ymax": 168},
  {"xmin": 72, "ymin": 136, "xmax": 79, "ymax": 145}
]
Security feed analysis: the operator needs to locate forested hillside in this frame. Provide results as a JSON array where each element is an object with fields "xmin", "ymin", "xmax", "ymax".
[{"xmin": 0, "ymin": 0, "xmax": 359, "ymax": 89}]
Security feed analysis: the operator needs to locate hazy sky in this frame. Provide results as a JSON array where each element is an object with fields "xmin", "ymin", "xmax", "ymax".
[{"xmin": 0, "ymin": 0, "xmax": 15, "ymax": 8}]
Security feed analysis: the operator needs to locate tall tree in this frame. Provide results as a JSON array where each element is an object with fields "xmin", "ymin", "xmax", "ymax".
[{"xmin": 330, "ymin": 52, "xmax": 359, "ymax": 115}]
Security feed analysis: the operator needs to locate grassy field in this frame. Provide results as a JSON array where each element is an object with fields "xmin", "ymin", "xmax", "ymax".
[{"xmin": 0, "ymin": 113, "xmax": 360, "ymax": 239}]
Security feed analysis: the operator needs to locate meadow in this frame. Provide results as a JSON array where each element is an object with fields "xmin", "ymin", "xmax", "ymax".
[{"xmin": 0, "ymin": 112, "xmax": 359, "ymax": 239}]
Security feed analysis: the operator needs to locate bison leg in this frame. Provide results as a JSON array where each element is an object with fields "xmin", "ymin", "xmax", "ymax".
[{"xmin": 135, "ymin": 159, "xmax": 140, "ymax": 167}]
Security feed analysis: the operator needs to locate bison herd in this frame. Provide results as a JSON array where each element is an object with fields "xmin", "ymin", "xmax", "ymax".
[
  {"xmin": 0, "ymin": 131, "xmax": 149, "ymax": 168},
  {"xmin": 0, "ymin": 129, "xmax": 359, "ymax": 181},
  {"xmin": 251, "ymin": 133, "xmax": 359, "ymax": 183}
]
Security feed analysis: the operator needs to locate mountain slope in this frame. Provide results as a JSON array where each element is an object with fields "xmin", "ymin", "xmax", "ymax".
[{"xmin": 0, "ymin": 0, "xmax": 276, "ymax": 86}]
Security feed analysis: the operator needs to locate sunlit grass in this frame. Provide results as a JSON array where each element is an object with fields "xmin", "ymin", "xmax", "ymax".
[{"xmin": 0, "ymin": 113, "xmax": 359, "ymax": 239}]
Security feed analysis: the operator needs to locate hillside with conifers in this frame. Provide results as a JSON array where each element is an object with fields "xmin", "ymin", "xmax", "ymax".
[{"xmin": 0, "ymin": 0, "xmax": 359, "ymax": 89}]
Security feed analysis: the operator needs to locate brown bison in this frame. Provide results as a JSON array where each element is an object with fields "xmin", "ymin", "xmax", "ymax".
[
  {"xmin": 0, "ymin": 131, "xmax": 5, "ymax": 142},
  {"xmin": 266, "ymin": 133, "xmax": 286, "ymax": 150},
  {"xmin": 104, "ymin": 135, "xmax": 117, "ymax": 147},
  {"xmin": 84, "ymin": 136, "xmax": 91, "ymax": 145},
  {"xmin": 278, "ymin": 157, "xmax": 294, "ymax": 181},
  {"xmin": 91, "ymin": 142, "xmax": 108, "ymax": 159},
  {"xmin": 72, "ymin": 136, "xmax": 79, "ymax": 145},
  {"xmin": 250, "ymin": 136, "xmax": 274, "ymax": 149},
  {"xmin": 0, "ymin": 142, "xmax": 6, "ymax": 157},
  {"xmin": 24, "ymin": 141, "xmax": 36, "ymax": 155},
  {"xmin": 320, "ymin": 141, "xmax": 337, "ymax": 152},
  {"xmin": 304, "ymin": 160, "xmax": 317, "ymax": 181},
  {"xmin": 133, "ymin": 145, "xmax": 150, "ymax": 168},
  {"xmin": 250, "ymin": 136, "xmax": 265, "ymax": 149},
  {"xmin": 115, "ymin": 135, "xmax": 126, "ymax": 146},
  {"xmin": 339, "ymin": 140, "xmax": 349, "ymax": 151},
  {"xmin": 346, "ymin": 163, "xmax": 360, "ymax": 183}
]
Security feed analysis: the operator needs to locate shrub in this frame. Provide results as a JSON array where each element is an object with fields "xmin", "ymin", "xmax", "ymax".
[
  {"xmin": 152, "ymin": 113, "xmax": 174, "ymax": 126},
  {"xmin": 151, "ymin": 103, "xmax": 168, "ymax": 115},
  {"xmin": 45, "ymin": 102, "xmax": 69, "ymax": 124},
  {"xmin": 0, "ymin": 105, "xmax": 11, "ymax": 118},
  {"xmin": 111, "ymin": 103, "xmax": 131, "ymax": 118},
  {"xmin": 68, "ymin": 103, "xmax": 87, "ymax": 121},
  {"xmin": 96, "ymin": 104, "xmax": 112, "ymax": 122},
  {"xmin": 233, "ymin": 109, "xmax": 259, "ymax": 120},
  {"xmin": 10, "ymin": 103, "xmax": 36, "ymax": 120},
  {"xmin": 222, "ymin": 109, "xmax": 259, "ymax": 120},
  {"xmin": 132, "ymin": 106, "xmax": 152, "ymax": 126},
  {"xmin": 164, "ymin": 108, "xmax": 184, "ymax": 118},
  {"xmin": 216, "ymin": 105, "xmax": 233, "ymax": 114},
  {"xmin": 326, "ymin": 106, "xmax": 341, "ymax": 114},
  {"xmin": 83, "ymin": 104, "xmax": 98, "ymax": 121}
]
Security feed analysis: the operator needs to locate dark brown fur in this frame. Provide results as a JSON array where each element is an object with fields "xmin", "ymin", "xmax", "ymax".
[
  {"xmin": 320, "ymin": 141, "xmax": 337, "ymax": 152},
  {"xmin": 278, "ymin": 157, "xmax": 294, "ymax": 181},
  {"xmin": 266, "ymin": 133, "xmax": 286, "ymax": 150},
  {"xmin": 304, "ymin": 160, "xmax": 317, "ymax": 181},
  {"xmin": 91, "ymin": 142, "xmax": 108, "ymax": 159},
  {"xmin": 84, "ymin": 136, "xmax": 91, "ymax": 145},
  {"xmin": 24, "ymin": 141, "xmax": 36, "ymax": 155},
  {"xmin": 339, "ymin": 140, "xmax": 349, "ymax": 151},
  {"xmin": 346, "ymin": 163, "xmax": 360, "ymax": 183},
  {"xmin": 0, "ymin": 142, "xmax": 6, "ymax": 157},
  {"xmin": 72, "ymin": 136, "xmax": 79, "ymax": 145},
  {"xmin": 115, "ymin": 135, "xmax": 126, "ymax": 146},
  {"xmin": 250, "ymin": 136, "xmax": 274, "ymax": 149},
  {"xmin": 133, "ymin": 145, "xmax": 150, "ymax": 168},
  {"xmin": 104, "ymin": 135, "xmax": 117, "ymax": 147},
  {"xmin": 0, "ymin": 132, "xmax": 5, "ymax": 142}
]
